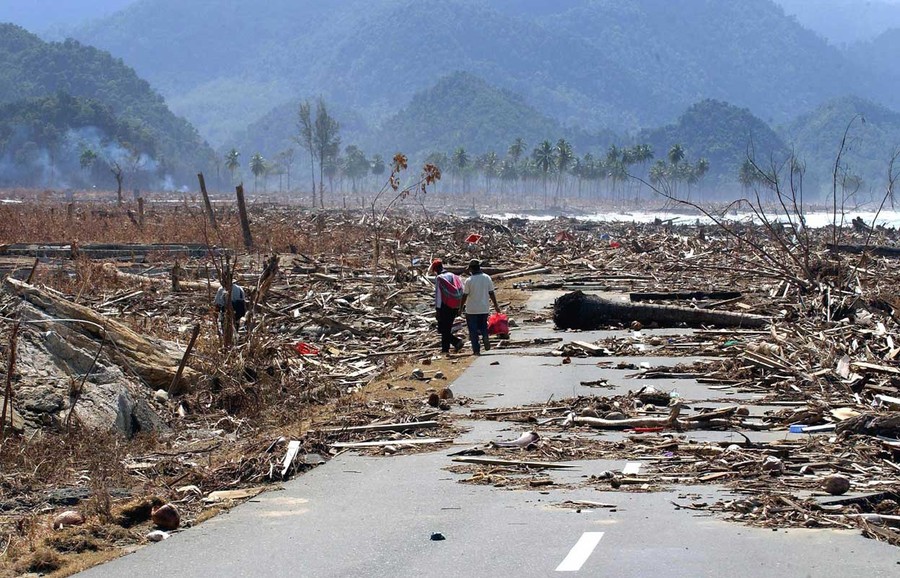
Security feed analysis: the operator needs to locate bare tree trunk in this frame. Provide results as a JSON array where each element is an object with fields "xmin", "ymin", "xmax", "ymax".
[
  {"xmin": 235, "ymin": 184, "xmax": 253, "ymax": 250},
  {"xmin": 198, "ymin": 172, "xmax": 218, "ymax": 230}
]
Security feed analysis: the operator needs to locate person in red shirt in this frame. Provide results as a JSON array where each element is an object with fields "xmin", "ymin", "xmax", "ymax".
[{"xmin": 429, "ymin": 259, "xmax": 464, "ymax": 354}]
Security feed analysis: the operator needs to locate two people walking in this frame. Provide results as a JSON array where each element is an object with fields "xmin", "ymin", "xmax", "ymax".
[{"xmin": 430, "ymin": 259, "xmax": 501, "ymax": 356}]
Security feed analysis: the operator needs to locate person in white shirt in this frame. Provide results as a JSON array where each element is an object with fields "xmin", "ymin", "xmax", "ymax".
[
  {"xmin": 214, "ymin": 282, "xmax": 246, "ymax": 334},
  {"xmin": 460, "ymin": 259, "xmax": 501, "ymax": 355}
]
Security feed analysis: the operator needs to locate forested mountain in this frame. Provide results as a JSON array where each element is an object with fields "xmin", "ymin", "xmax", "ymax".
[
  {"xmin": 67, "ymin": 0, "xmax": 884, "ymax": 148},
  {"xmin": 376, "ymin": 72, "xmax": 609, "ymax": 160},
  {"xmin": 0, "ymin": 92, "xmax": 159, "ymax": 190},
  {"xmin": 640, "ymin": 100, "xmax": 788, "ymax": 185},
  {"xmin": 0, "ymin": 1, "xmax": 136, "ymax": 33},
  {"xmin": 0, "ymin": 24, "xmax": 214, "ymax": 189},
  {"xmin": 781, "ymin": 96, "xmax": 900, "ymax": 198}
]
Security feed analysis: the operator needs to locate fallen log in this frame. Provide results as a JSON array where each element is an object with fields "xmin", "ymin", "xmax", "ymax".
[
  {"xmin": 5, "ymin": 278, "xmax": 198, "ymax": 390},
  {"xmin": 553, "ymin": 290, "xmax": 769, "ymax": 330},
  {"xmin": 630, "ymin": 291, "xmax": 742, "ymax": 302},
  {"xmin": 101, "ymin": 263, "xmax": 219, "ymax": 292},
  {"xmin": 827, "ymin": 243, "xmax": 900, "ymax": 258}
]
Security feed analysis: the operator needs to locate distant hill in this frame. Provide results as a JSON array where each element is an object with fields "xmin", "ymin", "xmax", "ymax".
[
  {"xmin": 776, "ymin": 0, "xmax": 900, "ymax": 45},
  {"xmin": 375, "ymin": 72, "xmax": 611, "ymax": 160},
  {"xmin": 640, "ymin": 100, "xmax": 789, "ymax": 184},
  {"xmin": 781, "ymin": 96, "xmax": 900, "ymax": 199},
  {"xmin": 846, "ymin": 28, "xmax": 900, "ymax": 88},
  {"xmin": 67, "ymin": 0, "xmax": 880, "ymax": 147},
  {"xmin": 0, "ymin": 0, "xmax": 136, "ymax": 34},
  {"xmin": 0, "ymin": 24, "xmax": 214, "ymax": 189}
]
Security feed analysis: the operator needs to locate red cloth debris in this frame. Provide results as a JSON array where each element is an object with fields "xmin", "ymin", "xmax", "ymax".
[{"xmin": 295, "ymin": 342, "xmax": 320, "ymax": 355}]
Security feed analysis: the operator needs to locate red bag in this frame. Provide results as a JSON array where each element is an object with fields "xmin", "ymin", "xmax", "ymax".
[{"xmin": 487, "ymin": 313, "xmax": 509, "ymax": 336}]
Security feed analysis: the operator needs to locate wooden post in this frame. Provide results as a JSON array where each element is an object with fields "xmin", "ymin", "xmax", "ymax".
[
  {"xmin": 171, "ymin": 261, "xmax": 182, "ymax": 292},
  {"xmin": 66, "ymin": 203, "xmax": 74, "ymax": 224},
  {"xmin": 169, "ymin": 324, "xmax": 201, "ymax": 395},
  {"xmin": 198, "ymin": 173, "xmax": 218, "ymax": 230},
  {"xmin": 1, "ymin": 322, "xmax": 20, "ymax": 437},
  {"xmin": 137, "ymin": 197, "xmax": 145, "ymax": 229},
  {"xmin": 235, "ymin": 183, "xmax": 253, "ymax": 250},
  {"xmin": 25, "ymin": 258, "xmax": 39, "ymax": 284}
]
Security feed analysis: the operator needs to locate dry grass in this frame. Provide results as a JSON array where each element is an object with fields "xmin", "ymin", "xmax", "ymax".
[{"xmin": 0, "ymin": 202, "xmax": 375, "ymax": 258}]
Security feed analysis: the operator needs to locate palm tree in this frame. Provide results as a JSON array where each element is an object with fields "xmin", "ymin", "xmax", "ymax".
[
  {"xmin": 498, "ymin": 159, "xmax": 517, "ymax": 198},
  {"xmin": 481, "ymin": 151, "xmax": 499, "ymax": 194},
  {"xmin": 668, "ymin": 143, "xmax": 685, "ymax": 166},
  {"xmin": 532, "ymin": 140, "xmax": 556, "ymax": 208},
  {"xmin": 451, "ymin": 147, "xmax": 470, "ymax": 192},
  {"xmin": 695, "ymin": 158, "xmax": 710, "ymax": 201},
  {"xmin": 509, "ymin": 138, "xmax": 526, "ymax": 165},
  {"xmin": 554, "ymin": 139, "xmax": 574, "ymax": 203},
  {"xmin": 250, "ymin": 153, "xmax": 266, "ymax": 192},
  {"xmin": 225, "ymin": 148, "xmax": 240, "ymax": 184}
]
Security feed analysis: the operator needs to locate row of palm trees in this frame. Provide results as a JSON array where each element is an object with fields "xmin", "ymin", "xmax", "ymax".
[
  {"xmin": 216, "ymin": 138, "xmax": 711, "ymax": 208},
  {"xmin": 424, "ymin": 139, "xmax": 709, "ymax": 207}
]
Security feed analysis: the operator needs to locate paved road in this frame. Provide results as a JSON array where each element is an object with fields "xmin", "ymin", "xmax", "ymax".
[{"xmin": 79, "ymin": 300, "xmax": 900, "ymax": 577}]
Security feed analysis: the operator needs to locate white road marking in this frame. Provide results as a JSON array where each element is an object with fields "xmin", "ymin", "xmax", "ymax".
[
  {"xmin": 622, "ymin": 461, "xmax": 641, "ymax": 475},
  {"xmin": 555, "ymin": 532, "xmax": 605, "ymax": 572}
]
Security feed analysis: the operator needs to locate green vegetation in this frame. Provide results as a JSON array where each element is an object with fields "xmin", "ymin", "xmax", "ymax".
[{"xmin": 0, "ymin": 23, "xmax": 214, "ymax": 189}]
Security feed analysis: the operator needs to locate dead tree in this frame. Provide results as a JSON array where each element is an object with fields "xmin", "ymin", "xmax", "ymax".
[{"xmin": 553, "ymin": 290, "xmax": 769, "ymax": 330}]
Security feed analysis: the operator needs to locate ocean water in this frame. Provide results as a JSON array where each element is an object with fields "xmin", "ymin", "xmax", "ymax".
[{"xmin": 483, "ymin": 210, "xmax": 900, "ymax": 229}]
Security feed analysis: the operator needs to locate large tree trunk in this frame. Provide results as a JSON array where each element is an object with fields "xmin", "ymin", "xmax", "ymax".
[
  {"xmin": 4, "ymin": 278, "xmax": 198, "ymax": 390},
  {"xmin": 553, "ymin": 290, "xmax": 769, "ymax": 330}
]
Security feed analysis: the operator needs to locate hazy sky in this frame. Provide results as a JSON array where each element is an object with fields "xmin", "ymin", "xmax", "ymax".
[{"xmin": 0, "ymin": 0, "xmax": 136, "ymax": 32}]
